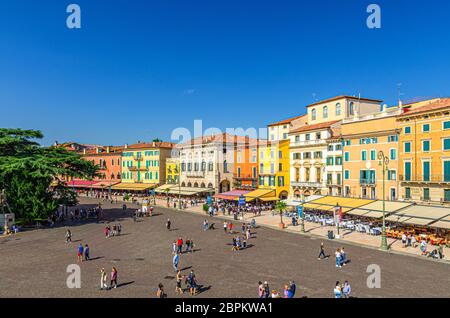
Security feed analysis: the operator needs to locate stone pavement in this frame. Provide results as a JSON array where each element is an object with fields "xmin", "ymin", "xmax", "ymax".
[
  {"xmin": 153, "ymin": 198, "xmax": 450, "ymax": 262},
  {"xmin": 1, "ymin": 197, "xmax": 449, "ymax": 298}
]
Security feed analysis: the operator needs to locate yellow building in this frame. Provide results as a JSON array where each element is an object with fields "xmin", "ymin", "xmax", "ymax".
[
  {"xmin": 165, "ymin": 158, "xmax": 180, "ymax": 185},
  {"xmin": 258, "ymin": 139, "xmax": 290, "ymax": 199},
  {"xmin": 397, "ymin": 98, "xmax": 450, "ymax": 203},
  {"xmin": 341, "ymin": 106, "xmax": 401, "ymax": 200},
  {"xmin": 113, "ymin": 141, "xmax": 174, "ymax": 192}
]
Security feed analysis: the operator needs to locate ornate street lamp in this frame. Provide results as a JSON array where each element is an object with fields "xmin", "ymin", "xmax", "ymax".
[
  {"xmin": 378, "ymin": 151, "xmax": 389, "ymax": 251},
  {"xmin": 300, "ymin": 194, "xmax": 305, "ymax": 233},
  {"xmin": 334, "ymin": 203, "xmax": 341, "ymax": 238}
]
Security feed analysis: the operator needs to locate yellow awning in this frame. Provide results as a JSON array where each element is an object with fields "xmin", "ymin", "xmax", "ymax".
[
  {"xmin": 259, "ymin": 196, "xmax": 279, "ymax": 202},
  {"xmin": 155, "ymin": 184, "xmax": 177, "ymax": 193},
  {"xmin": 303, "ymin": 196, "xmax": 374, "ymax": 213},
  {"xmin": 111, "ymin": 183, "xmax": 157, "ymax": 191},
  {"xmin": 244, "ymin": 189, "xmax": 276, "ymax": 202}
]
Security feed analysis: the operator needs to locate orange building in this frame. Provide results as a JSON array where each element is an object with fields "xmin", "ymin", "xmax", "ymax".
[
  {"xmin": 81, "ymin": 146, "xmax": 123, "ymax": 186},
  {"xmin": 233, "ymin": 137, "xmax": 259, "ymax": 190}
]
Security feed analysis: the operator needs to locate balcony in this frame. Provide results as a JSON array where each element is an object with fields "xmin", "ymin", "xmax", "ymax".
[
  {"xmin": 234, "ymin": 174, "xmax": 257, "ymax": 181},
  {"xmin": 327, "ymin": 180, "xmax": 342, "ymax": 186},
  {"xmin": 291, "ymin": 139, "xmax": 326, "ymax": 147},
  {"xmin": 128, "ymin": 166, "xmax": 147, "ymax": 171},
  {"xmin": 360, "ymin": 179, "xmax": 376, "ymax": 186},
  {"xmin": 133, "ymin": 156, "xmax": 143, "ymax": 161},
  {"xmin": 399, "ymin": 174, "xmax": 450, "ymax": 184},
  {"xmin": 291, "ymin": 181, "xmax": 322, "ymax": 188},
  {"xmin": 186, "ymin": 171, "xmax": 206, "ymax": 178}
]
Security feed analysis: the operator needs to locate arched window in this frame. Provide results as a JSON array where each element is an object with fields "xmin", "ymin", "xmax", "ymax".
[
  {"xmin": 201, "ymin": 161, "xmax": 206, "ymax": 171},
  {"xmin": 207, "ymin": 183, "xmax": 213, "ymax": 188},
  {"xmin": 349, "ymin": 102, "xmax": 354, "ymax": 115},
  {"xmin": 181, "ymin": 182, "xmax": 186, "ymax": 187},
  {"xmin": 311, "ymin": 108, "xmax": 317, "ymax": 120},
  {"xmin": 208, "ymin": 162, "xmax": 214, "ymax": 171},
  {"xmin": 117, "ymin": 173, "xmax": 121, "ymax": 179},
  {"xmin": 187, "ymin": 182, "xmax": 192, "ymax": 187},
  {"xmin": 223, "ymin": 160, "xmax": 228, "ymax": 172},
  {"xmin": 200, "ymin": 182, "xmax": 206, "ymax": 188},
  {"xmin": 323, "ymin": 106, "xmax": 328, "ymax": 119},
  {"xmin": 335, "ymin": 103, "xmax": 341, "ymax": 116},
  {"xmin": 194, "ymin": 182, "xmax": 199, "ymax": 188}
]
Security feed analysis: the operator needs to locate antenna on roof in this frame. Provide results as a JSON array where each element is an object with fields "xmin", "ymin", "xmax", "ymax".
[{"xmin": 397, "ymin": 83, "xmax": 404, "ymax": 106}]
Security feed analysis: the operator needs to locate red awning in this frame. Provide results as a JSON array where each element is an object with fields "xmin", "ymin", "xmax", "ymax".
[
  {"xmin": 67, "ymin": 180, "xmax": 97, "ymax": 188},
  {"xmin": 214, "ymin": 190, "xmax": 251, "ymax": 200}
]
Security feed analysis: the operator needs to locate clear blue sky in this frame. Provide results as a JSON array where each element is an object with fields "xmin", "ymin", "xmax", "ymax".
[{"xmin": 1, "ymin": 0, "xmax": 449, "ymax": 146}]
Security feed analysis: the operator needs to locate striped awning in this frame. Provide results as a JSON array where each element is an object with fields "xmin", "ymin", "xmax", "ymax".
[
  {"xmin": 111, "ymin": 183, "xmax": 157, "ymax": 191},
  {"xmin": 244, "ymin": 189, "xmax": 276, "ymax": 202},
  {"xmin": 154, "ymin": 184, "xmax": 178, "ymax": 193}
]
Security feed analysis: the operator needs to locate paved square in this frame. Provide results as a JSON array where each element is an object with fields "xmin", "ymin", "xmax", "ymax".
[{"xmin": 0, "ymin": 198, "xmax": 449, "ymax": 298}]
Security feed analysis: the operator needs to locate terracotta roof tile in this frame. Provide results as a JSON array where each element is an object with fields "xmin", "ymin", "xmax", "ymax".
[
  {"xmin": 267, "ymin": 114, "xmax": 306, "ymax": 127},
  {"xmin": 399, "ymin": 98, "xmax": 450, "ymax": 117},
  {"xmin": 289, "ymin": 120, "xmax": 340, "ymax": 134}
]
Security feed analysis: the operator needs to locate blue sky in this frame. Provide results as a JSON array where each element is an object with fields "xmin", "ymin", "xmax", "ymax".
[{"xmin": 1, "ymin": 0, "xmax": 450, "ymax": 146}]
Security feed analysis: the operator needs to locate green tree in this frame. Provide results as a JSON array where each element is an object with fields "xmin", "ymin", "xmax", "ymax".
[
  {"xmin": 274, "ymin": 200, "xmax": 287, "ymax": 229},
  {"xmin": 152, "ymin": 138, "xmax": 162, "ymax": 142},
  {"xmin": 0, "ymin": 128, "xmax": 98, "ymax": 222}
]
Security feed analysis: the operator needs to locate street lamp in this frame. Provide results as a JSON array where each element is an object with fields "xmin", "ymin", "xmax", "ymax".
[
  {"xmin": 334, "ymin": 203, "xmax": 340, "ymax": 238},
  {"xmin": 378, "ymin": 151, "xmax": 389, "ymax": 251},
  {"xmin": 300, "ymin": 194, "xmax": 305, "ymax": 233}
]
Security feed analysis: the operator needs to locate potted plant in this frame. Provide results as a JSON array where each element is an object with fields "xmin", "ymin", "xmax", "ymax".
[{"xmin": 274, "ymin": 200, "xmax": 287, "ymax": 229}]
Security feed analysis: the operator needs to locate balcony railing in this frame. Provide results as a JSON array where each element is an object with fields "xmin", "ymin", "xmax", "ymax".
[
  {"xmin": 292, "ymin": 139, "xmax": 326, "ymax": 147},
  {"xmin": 234, "ymin": 174, "xmax": 257, "ymax": 180},
  {"xmin": 360, "ymin": 178, "xmax": 376, "ymax": 186},
  {"xmin": 399, "ymin": 174, "xmax": 450, "ymax": 183},
  {"xmin": 186, "ymin": 171, "xmax": 206, "ymax": 178},
  {"xmin": 133, "ymin": 156, "xmax": 143, "ymax": 161},
  {"xmin": 291, "ymin": 181, "xmax": 322, "ymax": 188},
  {"xmin": 128, "ymin": 166, "xmax": 147, "ymax": 171}
]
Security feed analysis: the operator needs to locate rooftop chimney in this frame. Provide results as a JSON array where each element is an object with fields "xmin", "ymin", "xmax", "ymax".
[{"xmin": 124, "ymin": 144, "xmax": 128, "ymax": 149}]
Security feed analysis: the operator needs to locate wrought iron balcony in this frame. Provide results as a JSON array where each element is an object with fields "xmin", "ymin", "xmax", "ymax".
[
  {"xmin": 399, "ymin": 174, "xmax": 450, "ymax": 183},
  {"xmin": 291, "ymin": 181, "xmax": 322, "ymax": 188},
  {"xmin": 360, "ymin": 178, "xmax": 376, "ymax": 186}
]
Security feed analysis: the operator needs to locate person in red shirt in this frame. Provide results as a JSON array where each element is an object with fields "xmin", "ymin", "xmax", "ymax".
[
  {"xmin": 228, "ymin": 222, "xmax": 233, "ymax": 233},
  {"xmin": 177, "ymin": 237, "xmax": 183, "ymax": 254}
]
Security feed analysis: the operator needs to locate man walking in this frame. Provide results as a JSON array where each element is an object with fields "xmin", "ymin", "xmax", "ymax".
[
  {"xmin": 173, "ymin": 253, "xmax": 180, "ymax": 272},
  {"xmin": 84, "ymin": 244, "xmax": 90, "ymax": 261},
  {"xmin": 317, "ymin": 242, "xmax": 327, "ymax": 260}
]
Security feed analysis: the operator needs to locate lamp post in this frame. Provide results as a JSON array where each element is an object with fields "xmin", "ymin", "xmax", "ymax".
[
  {"xmin": 378, "ymin": 151, "xmax": 389, "ymax": 251},
  {"xmin": 300, "ymin": 194, "xmax": 305, "ymax": 233},
  {"xmin": 334, "ymin": 203, "xmax": 340, "ymax": 238}
]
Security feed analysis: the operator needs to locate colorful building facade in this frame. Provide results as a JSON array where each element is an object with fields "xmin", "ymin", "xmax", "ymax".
[
  {"xmin": 166, "ymin": 158, "xmax": 180, "ymax": 185},
  {"xmin": 258, "ymin": 139, "xmax": 290, "ymax": 199},
  {"xmin": 341, "ymin": 106, "xmax": 401, "ymax": 200},
  {"xmin": 397, "ymin": 98, "xmax": 450, "ymax": 203},
  {"xmin": 233, "ymin": 137, "xmax": 259, "ymax": 190},
  {"xmin": 119, "ymin": 142, "xmax": 174, "ymax": 189}
]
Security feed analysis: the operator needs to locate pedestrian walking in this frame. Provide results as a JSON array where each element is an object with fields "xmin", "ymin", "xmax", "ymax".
[
  {"xmin": 176, "ymin": 271, "xmax": 184, "ymax": 294},
  {"xmin": 318, "ymin": 242, "xmax": 326, "ymax": 260},
  {"xmin": 166, "ymin": 218, "xmax": 171, "ymax": 231},
  {"xmin": 187, "ymin": 270, "xmax": 197, "ymax": 296},
  {"xmin": 77, "ymin": 243, "xmax": 84, "ymax": 263},
  {"xmin": 223, "ymin": 221, "xmax": 228, "ymax": 233},
  {"xmin": 117, "ymin": 223, "xmax": 122, "ymax": 236},
  {"xmin": 172, "ymin": 240, "xmax": 177, "ymax": 255},
  {"xmin": 263, "ymin": 281, "xmax": 270, "ymax": 299},
  {"xmin": 343, "ymin": 281, "xmax": 351, "ymax": 298},
  {"xmin": 335, "ymin": 248, "xmax": 342, "ymax": 268},
  {"xmin": 177, "ymin": 237, "xmax": 183, "ymax": 254},
  {"xmin": 289, "ymin": 281, "xmax": 296, "ymax": 298},
  {"xmin": 100, "ymin": 268, "xmax": 108, "ymax": 290},
  {"xmin": 334, "ymin": 281, "xmax": 342, "ymax": 298},
  {"xmin": 65, "ymin": 229, "xmax": 72, "ymax": 243},
  {"xmin": 84, "ymin": 244, "xmax": 90, "ymax": 261},
  {"xmin": 110, "ymin": 267, "xmax": 118, "ymax": 289},
  {"xmin": 173, "ymin": 253, "xmax": 179, "ymax": 272},
  {"xmin": 258, "ymin": 281, "xmax": 264, "ymax": 298},
  {"xmin": 156, "ymin": 283, "xmax": 166, "ymax": 298}
]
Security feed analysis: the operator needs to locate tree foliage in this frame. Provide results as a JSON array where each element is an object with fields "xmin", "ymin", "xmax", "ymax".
[{"xmin": 0, "ymin": 128, "xmax": 98, "ymax": 222}]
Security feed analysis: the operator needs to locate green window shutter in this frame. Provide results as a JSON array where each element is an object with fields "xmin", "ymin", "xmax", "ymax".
[
  {"xmin": 444, "ymin": 138, "xmax": 450, "ymax": 150},
  {"xmin": 444, "ymin": 121, "xmax": 450, "ymax": 130}
]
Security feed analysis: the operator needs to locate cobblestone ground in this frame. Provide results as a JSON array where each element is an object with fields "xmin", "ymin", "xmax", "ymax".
[{"xmin": 0, "ymin": 198, "xmax": 449, "ymax": 298}]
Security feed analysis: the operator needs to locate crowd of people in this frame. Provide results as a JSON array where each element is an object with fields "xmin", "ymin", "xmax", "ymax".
[{"xmin": 258, "ymin": 281, "xmax": 296, "ymax": 298}]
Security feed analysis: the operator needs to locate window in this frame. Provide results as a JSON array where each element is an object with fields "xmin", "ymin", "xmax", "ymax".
[
  {"xmin": 303, "ymin": 152, "xmax": 311, "ymax": 159},
  {"xmin": 283, "ymin": 133, "xmax": 288, "ymax": 139},
  {"xmin": 336, "ymin": 103, "xmax": 341, "ymax": 116},
  {"xmin": 311, "ymin": 108, "xmax": 317, "ymax": 120},
  {"xmin": 404, "ymin": 162, "xmax": 412, "ymax": 181},
  {"xmin": 208, "ymin": 162, "xmax": 214, "ymax": 171},
  {"xmin": 390, "ymin": 149, "xmax": 396, "ymax": 160},
  {"xmin": 423, "ymin": 188, "xmax": 430, "ymax": 201},
  {"xmin": 405, "ymin": 126, "xmax": 411, "ymax": 134},
  {"xmin": 278, "ymin": 150, "xmax": 283, "ymax": 159},
  {"xmin": 405, "ymin": 187, "xmax": 411, "ymax": 199},
  {"xmin": 295, "ymin": 135, "xmax": 300, "ymax": 143},
  {"xmin": 423, "ymin": 161, "xmax": 430, "ymax": 181},
  {"xmin": 422, "ymin": 140, "xmax": 430, "ymax": 152},
  {"xmin": 344, "ymin": 170, "xmax": 350, "ymax": 180},
  {"xmin": 335, "ymin": 144, "xmax": 342, "ymax": 151},
  {"xmin": 445, "ymin": 189, "xmax": 450, "ymax": 202},
  {"xmin": 323, "ymin": 106, "xmax": 328, "ymax": 118},
  {"xmin": 444, "ymin": 121, "xmax": 450, "ymax": 130},
  {"xmin": 349, "ymin": 102, "xmax": 354, "ymax": 116},
  {"xmin": 344, "ymin": 152, "xmax": 349, "ymax": 162},
  {"xmin": 361, "ymin": 150, "xmax": 367, "ymax": 161},
  {"xmin": 305, "ymin": 134, "xmax": 310, "ymax": 141},
  {"xmin": 345, "ymin": 140, "xmax": 351, "ymax": 146},
  {"xmin": 293, "ymin": 153, "xmax": 301, "ymax": 160},
  {"xmin": 278, "ymin": 176, "xmax": 285, "ymax": 187},
  {"xmin": 370, "ymin": 150, "xmax": 376, "ymax": 161},
  {"xmin": 327, "ymin": 157, "xmax": 334, "ymax": 166},
  {"xmin": 404, "ymin": 142, "xmax": 411, "ymax": 153},
  {"xmin": 259, "ymin": 176, "xmax": 264, "ymax": 186},
  {"xmin": 444, "ymin": 161, "xmax": 450, "ymax": 182},
  {"xmin": 444, "ymin": 138, "xmax": 450, "ymax": 150},
  {"xmin": 278, "ymin": 163, "xmax": 283, "ymax": 172},
  {"xmin": 237, "ymin": 167, "xmax": 241, "ymax": 178},
  {"xmin": 335, "ymin": 156, "xmax": 342, "ymax": 165},
  {"xmin": 423, "ymin": 124, "xmax": 430, "ymax": 132},
  {"xmin": 388, "ymin": 135, "xmax": 398, "ymax": 142},
  {"xmin": 388, "ymin": 170, "xmax": 397, "ymax": 181}
]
